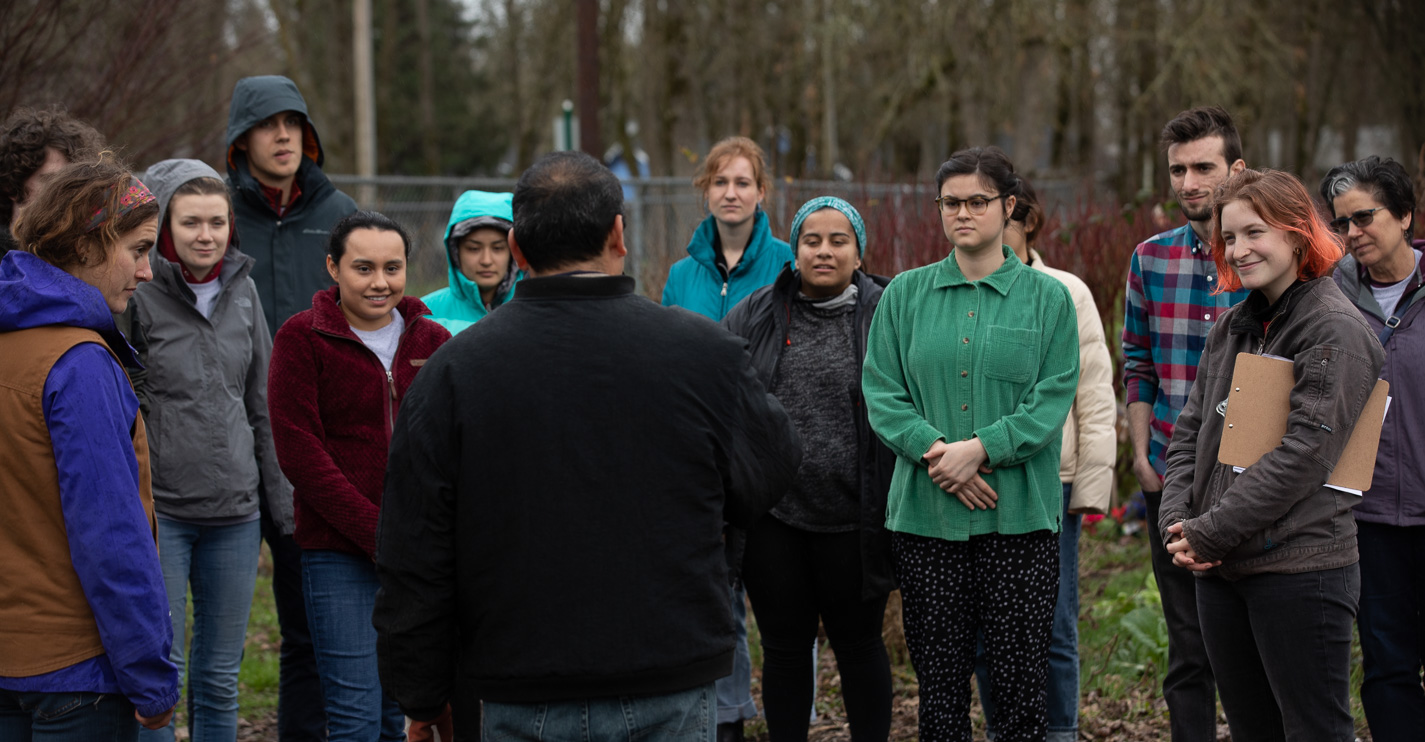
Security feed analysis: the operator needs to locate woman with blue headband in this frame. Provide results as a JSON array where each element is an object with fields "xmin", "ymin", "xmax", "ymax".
[{"xmin": 723, "ymin": 196, "xmax": 895, "ymax": 741}]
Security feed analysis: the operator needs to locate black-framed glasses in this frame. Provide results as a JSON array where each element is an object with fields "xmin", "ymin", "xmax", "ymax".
[
  {"xmin": 1329, "ymin": 207, "xmax": 1382, "ymax": 235},
  {"xmin": 935, "ymin": 193, "xmax": 1004, "ymax": 216}
]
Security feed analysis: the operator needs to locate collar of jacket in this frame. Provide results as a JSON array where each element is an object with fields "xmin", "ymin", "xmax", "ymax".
[
  {"xmin": 309, "ymin": 285, "xmax": 431, "ymax": 339},
  {"xmin": 512, "ymin": 273, "xmax": 636, "ymax": 300},
  {"xmin": 769, "ymin": 263, "xmax": 889, "ymax": 305},
  {"xmin": 685, "ymin": 210, "xmax": 776, "ymax": 272},
  {"xmin": 229, "ymin": 153, "xmax": 335, "ymax": 219},
  {"xmin": 932, "ymin": 245, "xmax": 1025, "ymax": 294},
  {"xmin": 149, "ymin": 248, "xmax": 254, "ymax": 302},
  {"xmin": 1228, "ymin": 279, "xmax": 1314, "ymax": 339},
  {"xmin": 1339, "ymin": 247, "xmax": 1425, "ymax": 320}
]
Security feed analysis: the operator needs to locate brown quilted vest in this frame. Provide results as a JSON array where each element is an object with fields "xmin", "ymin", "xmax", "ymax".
[{"xmin": 0, "ymin": 325, "xmax": 157, "ymax": 676}]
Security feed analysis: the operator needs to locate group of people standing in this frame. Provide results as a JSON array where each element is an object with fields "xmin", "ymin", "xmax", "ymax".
[{"xmin": 0, "ymin": 74, "xmax": 1421, "ymax": 742}]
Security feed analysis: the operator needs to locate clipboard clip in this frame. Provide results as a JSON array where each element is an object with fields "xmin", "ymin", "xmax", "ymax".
[{"xmin": 1215, "ymin": 398, "xmax": 1229, "ymax": 418}]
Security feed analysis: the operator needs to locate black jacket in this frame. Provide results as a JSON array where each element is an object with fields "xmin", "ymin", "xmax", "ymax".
[
  {"xmin": 722, "ymin": 267, "xmax": 896, "ymax": 600},
  {"xmin": 225, "ymin": 75, "xmax": 357, "ymax": 335},
  {"xmin": 373, "ymin": 274, "xmax": 802, "ymax": 718}
]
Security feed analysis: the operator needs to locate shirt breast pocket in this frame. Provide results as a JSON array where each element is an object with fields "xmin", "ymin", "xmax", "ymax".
[{"xmin": 982, "ymin": 325, "xmax": 1037, "ymax": 383}]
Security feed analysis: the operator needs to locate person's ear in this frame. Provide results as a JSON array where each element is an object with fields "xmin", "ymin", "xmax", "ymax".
[
  {"xmin": 606, "ymin": 215, "xmax": 629, "ymax": 259},
  {"xmin": 506, "ymin": 228, "xmax": 531, "ymax": 272},
  {"xmin": 235, "ymin": 133, "xmax": 249, "ymax": 153},
  {"xmin": 326, "ymin": 254, "xmax": 339, "ymax": 282},
  {"xmin": 1003, "ymin": 195, "xmax": 1017, "ymax": 225},
  {"xmin": 1229, "ymin": 158, "xmax": 1246, "ymax": 175}
]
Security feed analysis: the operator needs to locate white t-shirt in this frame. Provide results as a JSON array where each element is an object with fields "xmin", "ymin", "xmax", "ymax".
[
  {"xmin": 1370, "ymin": 250, "xmax": 1422, "ymax": 318},
  {"xmin": 351, "ymin": 310, "xmax": 405, "ymax": 372},
  {"xmin": 188, "ymin": 278, "xmax": 223, "ymax": 319}
]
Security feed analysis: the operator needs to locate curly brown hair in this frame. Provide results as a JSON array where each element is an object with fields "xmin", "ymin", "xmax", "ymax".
[
  {"xmin": 0, "ymin": 107, "xmax": 107, "ymax": 226},
  {"xmin": 12, "ymin": 155, "xmax": 158, "ymax": 271}
]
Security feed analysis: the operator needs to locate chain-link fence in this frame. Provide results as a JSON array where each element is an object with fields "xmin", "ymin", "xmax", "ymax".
[{"xmin": 329, "ymin": 174, "xmax": 1108, "ymax": 300}]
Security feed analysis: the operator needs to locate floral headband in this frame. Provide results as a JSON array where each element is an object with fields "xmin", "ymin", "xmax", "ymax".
[{"xmin": 86, "ymin": 179, "xmax": 156, "ymax": 232}]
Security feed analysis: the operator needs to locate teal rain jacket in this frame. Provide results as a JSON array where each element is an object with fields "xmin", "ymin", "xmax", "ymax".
[
  {"xmin": 661, "ymin": 210, "xmax": 792, "ymax": 321},
  {"xmin": 421, "ymin": 190, "xmax": 523, "ymax": 335}
]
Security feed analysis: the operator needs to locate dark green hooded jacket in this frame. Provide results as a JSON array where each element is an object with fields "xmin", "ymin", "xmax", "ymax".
[{"xmin": 226, "ymin": 75, "xmax": 357, "ymax": 335}]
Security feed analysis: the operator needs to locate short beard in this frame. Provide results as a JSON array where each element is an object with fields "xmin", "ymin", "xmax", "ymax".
[{"xmin": 1180, "ymin": 201, "xmax": 1213, "ymax": 223}]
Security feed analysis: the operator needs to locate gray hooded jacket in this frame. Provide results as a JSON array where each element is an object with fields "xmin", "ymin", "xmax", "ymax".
[{"xmin": 131, "ymin": 158, "xmax": 294, "ymax": 533}]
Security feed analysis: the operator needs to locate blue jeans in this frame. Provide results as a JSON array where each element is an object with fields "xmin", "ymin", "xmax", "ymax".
[
  {"xmin": 483, "ymin": 682, "xmax": 716, "ymax": 741},
  {"xmin": 976, "ymin": 483, "xmax": 1080, "ymax": 742},
  {"xmin": 1355, "ymin": 522, "xmax": 1425, "ymax": 742},
  {"xmin": 141, "ymin": 518, "xmax": 261, "ymax": 742},
  {"xmin": 717, "ymin": 584, "xmax": 757, "ymax": 724},
  {"xmin": 0, "ymin": 691, "xmax": 139, "ymax": 741},
  {"xmin": 302, "ymin": 550, "xmax": 404, "ymax": 742}
]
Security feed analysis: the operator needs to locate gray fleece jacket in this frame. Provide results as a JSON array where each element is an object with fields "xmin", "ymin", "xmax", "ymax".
[{"xmin": 131, "ymin": 158, "xmax": 294, "ymax": 532}]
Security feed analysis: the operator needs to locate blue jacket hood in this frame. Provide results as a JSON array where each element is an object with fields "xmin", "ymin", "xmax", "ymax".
[
  {"xmin": 0, "ymin": 251, "xmax": 138, "ymax": 366},
  {"xmin": 422, "ymin": 190, "xmax": 521, "ymax": 332}
]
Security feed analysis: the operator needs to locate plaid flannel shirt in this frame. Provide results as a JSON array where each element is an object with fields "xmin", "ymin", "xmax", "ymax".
[{"xmin": 1122, "ymin": 223, "xmax": 1249, "ymax": 476}]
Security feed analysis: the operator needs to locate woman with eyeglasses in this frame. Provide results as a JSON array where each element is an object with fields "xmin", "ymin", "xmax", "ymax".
[
  {"xmin": 1320, "ymin": 156, "xmax": 1425, "ymax": 742},
  {"xmin": 863, "ymin": 146, "xmax": 1079, "ymax": 741}
]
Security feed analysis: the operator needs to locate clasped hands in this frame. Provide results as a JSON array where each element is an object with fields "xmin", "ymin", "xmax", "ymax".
[
  {"xmin": 922, "ymin": 439, "xmax": 996, "ymax": 510},
  {"xmin": 1165, "ymin": 521, "xmax": 1221, "ymax": 572}
]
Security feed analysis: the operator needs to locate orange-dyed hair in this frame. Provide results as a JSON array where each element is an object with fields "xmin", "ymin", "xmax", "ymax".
[{"xmin": 1210, "ymin": 169, "xmax": 1343, "ymax": 294}]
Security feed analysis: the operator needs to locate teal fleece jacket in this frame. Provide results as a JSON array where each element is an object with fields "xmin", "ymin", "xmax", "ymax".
[
  {"xmin": 421, "ymin": 190, "xmax": 522, "ymax": 335},
  {"xmin": 661, "ymin": 210, "xmax": 792, "ymax": 321}
]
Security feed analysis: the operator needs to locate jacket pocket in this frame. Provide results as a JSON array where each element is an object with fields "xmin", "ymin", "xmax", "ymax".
[{"xmin": 982, "ymin": 326, "xmax": 1037, "ymax": 383}]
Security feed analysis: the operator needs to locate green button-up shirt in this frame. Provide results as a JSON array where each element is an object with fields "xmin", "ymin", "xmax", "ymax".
[{"xmin": 863, "ymin": 247, "xmax": 1080, "ymax": 541}]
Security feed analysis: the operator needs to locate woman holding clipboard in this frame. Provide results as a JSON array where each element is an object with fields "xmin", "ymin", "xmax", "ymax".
[{"xmin": 1157, "ymin": 168, "xmax": 1383, "ymax": 741}]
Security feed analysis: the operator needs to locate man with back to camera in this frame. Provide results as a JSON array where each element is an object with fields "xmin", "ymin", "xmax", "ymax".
[
  {"xmin": 1122, "ymin": 105, "xmax": 1248, "ymax": 741},
  {"xmin": 225, "ymin": 74, "xmax": 357, "ymax": 742},
  {"xmin": 372, "ymin": 150, "xmax": 803, "ymax": 741}
]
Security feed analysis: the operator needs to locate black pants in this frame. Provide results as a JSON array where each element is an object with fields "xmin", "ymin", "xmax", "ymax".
[
  {"xmin": 1355, "ymin": 522, "xmax": 1425, "ymax": 742},
  {"xmin": 892, "ymin": 530, "xmax": 1057, "ymax": 742},
  {"xmin": 1144, "ymin": 490, "xmax": 1218, "ymax": 741},
  {"xmin": 259, "ymin": 489, "xmax": 328, "ymax": 741},
  {"xmin": 1197, "ymin": 565, "xmax": 1360, "ymax": 742},
  {"xmin": 741, "ymin": 517, "xmax": 892, "ymax": 742}
]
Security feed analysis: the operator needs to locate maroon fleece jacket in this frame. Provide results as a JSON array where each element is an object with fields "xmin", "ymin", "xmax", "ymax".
[{"xmin": 268, "ymin": 287, "xmax": 450, "ymax": 556}]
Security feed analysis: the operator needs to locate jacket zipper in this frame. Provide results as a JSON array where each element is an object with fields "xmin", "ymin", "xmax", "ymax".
[{"xmin": 313, "ymin": 321, "xmax": 410, "ymax": 441}]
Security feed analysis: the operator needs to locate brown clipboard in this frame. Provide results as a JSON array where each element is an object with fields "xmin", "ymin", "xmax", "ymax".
[{"xmin": 1217, "ymin": 352, "xmax": 1389, "ymax": 491}]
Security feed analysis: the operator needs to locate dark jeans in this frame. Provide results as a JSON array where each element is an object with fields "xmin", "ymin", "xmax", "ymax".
[
  {"xmin": 1196, "ymin": 565, "xmax": 1360, "ymax": 742},
  {"xmin": 893, "ymin": 530, "xmax": 1058, "ymax": 742},
  {"xmin": 0, "ymin": 691, "xmax": 139, "ymax": 741},
  {"xmin": 742, "ymin": 517, "xmax": 893, "ymax": 742},
  {"xmin": 260, "ymin": 490, "xmax": 328, "ymax": 741},
  {"xmin": 1144, "ymin": 490, "xmax": 1217, "ymax": 741},
  {"xmin": 1356, "ymin": 521, "xmax": 1425, "ymax": 742}
]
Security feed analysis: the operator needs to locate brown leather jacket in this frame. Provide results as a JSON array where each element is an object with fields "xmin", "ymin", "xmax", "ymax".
[{"xmin": 1159, "ymin": 277, "xmax": 1384, "ymax": 580}]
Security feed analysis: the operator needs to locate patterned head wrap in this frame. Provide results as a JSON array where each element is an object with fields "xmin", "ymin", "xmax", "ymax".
[
  {"xmin": 87, "ymin": 178, "xmax": 156, "ymax": 232},
  {"xmin": 788, "ymin": 196, "xmax": 867, "ymax": 256}
]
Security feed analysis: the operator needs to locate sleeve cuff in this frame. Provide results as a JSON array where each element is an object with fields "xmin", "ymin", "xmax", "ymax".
[
  {"xmin": 973, "ymin": 421, "xmax": 1011, "ymax": 467},
  {"xmin": 1124, "ymin": 380, "xmax": 1157, "ymax": 407},
  {"xmin": 134, "ymin": 687, "xmax": 181, "ymax": 720},
  {"xmin": 905, "ymin": 425, "xmax": 946, "ymax": 466}
]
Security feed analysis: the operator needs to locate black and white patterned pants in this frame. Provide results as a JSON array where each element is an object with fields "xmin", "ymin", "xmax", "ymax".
[{"xmin": 892, "ymin": 529, "xmax": 1059, "ymax": 742}]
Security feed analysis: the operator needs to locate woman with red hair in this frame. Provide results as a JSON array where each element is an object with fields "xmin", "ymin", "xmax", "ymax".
[{"xmin": 1158, "ymin": 168, "xmax": 1383, "ymax": 740}]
